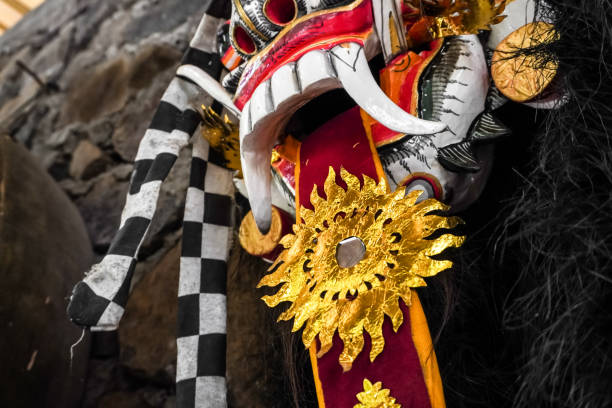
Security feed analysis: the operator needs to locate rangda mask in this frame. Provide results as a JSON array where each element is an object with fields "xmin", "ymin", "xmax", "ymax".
[
  {"xmin": 200, "ymin": 0, "xmax": 559, "ymax": 405},
  {"xmin": 67, "ymin": 0, "xmax": 562, "ymax": 406}
]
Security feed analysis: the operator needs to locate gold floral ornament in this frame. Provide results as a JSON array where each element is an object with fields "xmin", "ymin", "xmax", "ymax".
[
  {"xmin": 354, "ymin": 379, "xmax": 401, "ymax": 408},
  {"xmin": 200, "ymin": 106, "xmax": 242, "ymax": 177},
  {"xmin": 406, "ymin": 0, "xmax": 510, "ymax": 38},
  {"xmin": 258, "ymin": 167, "xmax": 465, "ymax": 371}
]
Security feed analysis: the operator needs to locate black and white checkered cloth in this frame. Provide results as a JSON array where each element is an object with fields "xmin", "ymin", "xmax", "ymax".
[
  {"xmin": 68, "ymin": 4, "xmax": 235, "ymax": 407},
  {"xmin": 175, "ymin": 133, "xmax": 234, "ymax": 407}
]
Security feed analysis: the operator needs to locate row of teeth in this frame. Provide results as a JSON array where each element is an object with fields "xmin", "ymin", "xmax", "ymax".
[{"xmin": 179, "ymin": 42, "xmax": 446, "ymax": 233}]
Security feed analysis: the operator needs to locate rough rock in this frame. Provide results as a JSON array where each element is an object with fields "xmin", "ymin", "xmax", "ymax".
[
  {"xmin": 60, "ymin": 43, "xmax": 180, "ymax": 128},
  {"xmin": 59, "ymin": 177, "xmax": 94, "ymax": 198},
  {"xmin": 70, "ymin": 139, "xmax": 108, "ymax": 180},
  {"xmin": 75, "ymin": 171, "xmax": 129, "ymax": 250},
  {"xmin": 0, "ymin": 77, "xmax": 41, "ymax": 130},
  {"xmin": 62, "ymin": 55, "xmax": 133, "ymax": 124},
  {"xmin": 111, "ymin": 163, "xmax": 134, "ymax": 180},
  {"xmin": 0, "ymin": 136, "xmax": 93, "ymax": 408},
  {"xmin": 87, "ymin": 119, "xmax": 115, "ymax": 147},
  {"xmin": 97, "ymin": 391, "xmax": 151, "ymax": 408},
  {"xmin": 119, "ymin": 244, "xmax": 180, "ymax": 380}
]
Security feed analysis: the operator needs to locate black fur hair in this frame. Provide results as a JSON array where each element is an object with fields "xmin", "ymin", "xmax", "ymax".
[
  {"xmin": 426, "ymin": 1, "xmax": 612, "ymax": 407},
  {"xmin": 498, "ymin": 1, "xmax": 612, "ymax": 406}
]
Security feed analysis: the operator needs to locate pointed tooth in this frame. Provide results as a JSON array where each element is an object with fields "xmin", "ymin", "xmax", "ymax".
[
  {"xmin": 487, "ymin": 86, "xmax": 508, "ymax": 111},
  {"xmin": 297, "ymin": 50, "xmax": 337, "ymax": 90},
  {"xmin": 270, "ymin": 63, "xmax": 301, "ymax": 110},
  {"xmin": 250, "ymin": 80, "xmax": 274, "ymax": 127},
  {"xmin": 329, "ymin": 43, "xmax": 447, "ymax": 135},
  {"xmin": 437, "ymin": 141, "xmax": 480, "ymax": 173},
  {"xmin": 469, "ymin": 112, "xmax": 511, "ymax": 142},
  {"xmin": 235, "ymin": 175, "xmax": 297, "ymax": 218},
  {"xmin": 176, "ymin": 64, "xmax": 241, "ymax": 119},
  {"xmin": 524, "ymin": 94, "xmax": 567, "ymax": 110}
]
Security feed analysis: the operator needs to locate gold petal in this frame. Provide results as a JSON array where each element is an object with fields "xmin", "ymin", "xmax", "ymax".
[
  {"xmin": 383, "ymin": 295, "xmax": 405, "ymax": 332},
  {"xmin": 340, "ymin": 167, "xmax": 362, "ymax": 193},
  {"xmin": 362, "ymin": 174, "xmax": 377, "ymax": 194},
  {"xmin": 339, "ymin": 326, "xmax": 364, "ymax": 372},
  {"xmin": 355, "ymin": 378, "xmax": 401, "ymax": 407},
  {"xmin": 363, "ymin": 293, "xmax": 385, "ymax": 362}
]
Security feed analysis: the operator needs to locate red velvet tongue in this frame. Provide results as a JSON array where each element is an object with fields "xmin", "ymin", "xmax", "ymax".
[
  {"xmin": 298, "ymin": 106, "xmax": 379, "ymax": 209},
  {"xmin": 297, "ymin": 106, "xmax": 432, "ymax": 408}
]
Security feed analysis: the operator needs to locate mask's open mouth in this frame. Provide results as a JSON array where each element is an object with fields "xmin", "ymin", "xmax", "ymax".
[
  {"xmin": 284, "ymin": 53, "xmax": 386, "ymax": 141},
  {"xmin": 285, "ymin": 89, "xmax": 356, "ymax": 142}
]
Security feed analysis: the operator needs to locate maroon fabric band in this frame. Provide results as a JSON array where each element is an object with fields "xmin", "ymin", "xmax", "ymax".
[{"xmin": 297, "ymin": 106, "xmax": 432, "ymax": 408}]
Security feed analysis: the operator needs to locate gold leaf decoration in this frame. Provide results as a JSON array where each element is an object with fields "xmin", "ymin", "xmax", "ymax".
[
  {"xmin": 200, "ymin": 106, "xmax": 242, "ymax": 177},
  {"xmin": 258, "ymin": 167, "xmax": 465, "ymax": 371},
  {"xmin": 406, "ymin": 0, "xmax": 511, "ymax": 38},
  {"xmin": 492, "ymin": 22, "xmax": 559, "ymax": 102},
  {"xmin": 354, "ymin": 379, "xmax": 401, "ymax": 408}
]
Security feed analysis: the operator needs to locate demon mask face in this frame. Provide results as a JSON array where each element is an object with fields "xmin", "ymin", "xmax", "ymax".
[
  {"xmin": 67, "ymin": 0, "xmax": 564, "ymax": 405},
  {"xmin": 176, "ymin": 0, "xmax": 561, "ymax": 397},
  {"xmin": 183, "ymin": 0, "xmax": 554, "ymax": 234}
]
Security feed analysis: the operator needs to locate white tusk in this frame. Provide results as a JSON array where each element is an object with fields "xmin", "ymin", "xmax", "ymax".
[
  {"xmin": 177, "ymin": 64, "xmax": 241, "ymax": 119},
  {"xmin": 240, "ymin": 147, "xmax": 273, "ymax": 234},
  {"xmin": 239, "ymin": 101, "xmax": 274, "ymax": 234},
  {"xmin": 329, "ymin": 43, "xmax": 447, "ymax": 135}
]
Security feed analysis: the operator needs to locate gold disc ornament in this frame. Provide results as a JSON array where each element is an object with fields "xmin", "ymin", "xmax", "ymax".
[
  {"xmin": 239, "ymin": 207, "xmax": 285, "ymax": 256},
  {"xmin": 492, "ymin": 22, "xmax": 559, "ymax": 102}
]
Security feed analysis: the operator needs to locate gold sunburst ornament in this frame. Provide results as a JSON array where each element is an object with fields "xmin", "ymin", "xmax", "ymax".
[
  {"xmin": 354, "ymin": 379, "xmax": 401, "ymax": 408},
  {"xmin": 258, "ymin": 168, "xmax": 465, "ymax": 371}
]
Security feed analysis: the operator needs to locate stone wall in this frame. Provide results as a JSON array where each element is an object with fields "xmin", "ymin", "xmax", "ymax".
[
  {"xmin": 0, "ymin": 0, "xmax": 297, "ymax": 406},
  {"xmin": 0, "ymin": 0, "xmax": 200, "ymax": 258}
]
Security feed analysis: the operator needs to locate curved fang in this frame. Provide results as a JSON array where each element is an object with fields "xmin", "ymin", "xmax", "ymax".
[
  {"xmin": 239, "ymin": 101, "xmax": 274, "ymax": 234},
  {"xmin": 330, "ymin": 42, "xmax": 447, "ymax": 135},
  {"xmin": 177, "ymin": 64, "xmax": 241, "ymax": 119},
  {"xmin": 241, "ymin": 147, "xmax": 273, "ymax": 234}
]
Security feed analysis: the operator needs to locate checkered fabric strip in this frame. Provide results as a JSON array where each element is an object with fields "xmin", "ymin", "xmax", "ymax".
[
  {"xmin": 174, "ymin": 8, "xmax": 236, "ymax": 407},
  {"xmin": 176, "ymin": 134, "xmax": 234, "ymax": 408},
  {"xmin": 67, "ymin": 11, "xmax": 229, "ymax": 332},
  {"xmin": 68, "ymin": 7, "xmax": 236, "ymax": 407}
]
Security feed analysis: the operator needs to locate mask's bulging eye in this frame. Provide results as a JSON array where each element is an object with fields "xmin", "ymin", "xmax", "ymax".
[
  {"xmin": 263, "ymin": 0, "xmax": 298, "ymax": 26},
  {"xmin": 232, "ymin": 25, "xmax": 258, "ymax": 55}
]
